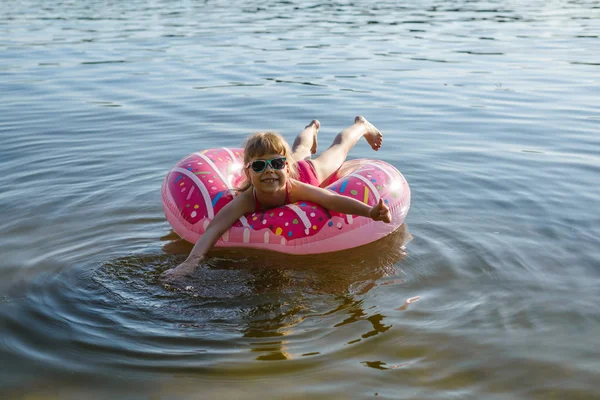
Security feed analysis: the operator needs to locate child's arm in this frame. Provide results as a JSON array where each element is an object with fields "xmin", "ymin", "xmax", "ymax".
[
  {"xmin": 291, "ymin": 181, "xmax": 391, "ymax": 223},
  {"xmin": 164, "ymin": 190, "xmax": 254, "ymax": 278}
]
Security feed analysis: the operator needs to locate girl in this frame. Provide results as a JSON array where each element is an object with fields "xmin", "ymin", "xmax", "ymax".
[{"xmin": 164, "ymin": 116, "xmax": 391, "ymax": 278}]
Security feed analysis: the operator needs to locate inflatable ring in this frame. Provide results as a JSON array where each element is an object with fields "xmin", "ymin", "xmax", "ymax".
[{"xmin": 162, "ymin": 148, "xmax": 410, "ymax": 254}]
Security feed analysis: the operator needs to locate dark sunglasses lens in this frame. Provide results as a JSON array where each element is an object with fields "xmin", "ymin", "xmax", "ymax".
[
  {"xmin": 251, "ymin": 160, "xmax": 266, "ymax": 172},
  {"xmin": 271, "ymin": 158, "xmax": 286, "ymax": 169}
]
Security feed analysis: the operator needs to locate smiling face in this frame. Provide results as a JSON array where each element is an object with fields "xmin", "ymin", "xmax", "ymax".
[
  {"xmin": 246, "ymin": 152, "xmax": 289, "ymax": 194},
  {"xmin": 239, "ymin": 131, "xmax": 298, "ymax": 195}
]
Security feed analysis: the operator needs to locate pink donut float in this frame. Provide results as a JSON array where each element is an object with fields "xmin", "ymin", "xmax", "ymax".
[{"xmin": 161, "ymin": 148, "xmax": 410, "ymax": 254}]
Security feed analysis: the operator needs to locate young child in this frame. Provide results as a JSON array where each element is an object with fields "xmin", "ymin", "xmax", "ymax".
[{"xmin": 164, "ymin": 116, "xmax": 391, "ymax": 278}]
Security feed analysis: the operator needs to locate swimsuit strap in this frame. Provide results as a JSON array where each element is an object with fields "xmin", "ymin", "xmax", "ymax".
[
  {"xmin": 285, "ymin": 180, "xmax": 291, "ymax": 204},
  {"xmin": 252, "ymin": 186, "xmax": 262, "ymax": 211}
]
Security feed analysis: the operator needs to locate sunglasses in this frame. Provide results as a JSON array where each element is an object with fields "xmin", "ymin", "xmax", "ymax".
[{"xmin": 246, "ymin": 157, "xmax": 287, "ymax": 172}]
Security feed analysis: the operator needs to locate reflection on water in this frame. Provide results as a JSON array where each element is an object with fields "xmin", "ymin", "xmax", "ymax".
[
  {"xmin": 0, "ymin": 224, "xmax": 413, "ymax": 395},
  {"xmin": 162, "ymin": 223, "xmax": 411, "ymax": 268},
  {"xmin": 92, "ymin": 225, "xmax": 411, "ymax": 363}
]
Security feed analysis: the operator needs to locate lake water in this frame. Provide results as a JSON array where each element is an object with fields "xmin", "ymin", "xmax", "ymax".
[{"xmin": 1, "ymin": 0, "xmax": 599, "ymax": 398}]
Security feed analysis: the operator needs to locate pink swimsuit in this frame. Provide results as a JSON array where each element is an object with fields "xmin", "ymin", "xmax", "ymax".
[
  {"xmin": 253, "ymin": 160, "xmax": 320, "ymax": 211},
  {"xmin": 296, "ymin": 160, "xmax": 320, "ymax": 187}
]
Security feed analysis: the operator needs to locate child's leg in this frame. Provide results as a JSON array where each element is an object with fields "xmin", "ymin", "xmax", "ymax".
[
  {"xmin": 310, "ymin": 116, "xmax": 382, "ymax": 183},
  {"xmin": 291, "ymin": 120, "xmax": 320, "ymax": 161}
]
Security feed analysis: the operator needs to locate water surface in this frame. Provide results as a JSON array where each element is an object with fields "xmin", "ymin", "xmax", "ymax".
[{"xmin": 1, "ymin": 0, "xmax": 599, "ymax": 398}]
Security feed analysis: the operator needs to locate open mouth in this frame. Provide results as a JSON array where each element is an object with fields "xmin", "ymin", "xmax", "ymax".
[{"xmin": 261, "ymin": 178, "xmax": 279, "ymax": 183}]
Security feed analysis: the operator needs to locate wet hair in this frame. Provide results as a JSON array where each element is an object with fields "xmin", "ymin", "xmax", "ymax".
[{"xmin": 237, "ymin": 131, "xmax": 298, "ymax": 192}]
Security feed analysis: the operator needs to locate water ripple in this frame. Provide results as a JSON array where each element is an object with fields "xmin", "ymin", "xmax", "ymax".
[{"xmin": 2, "ymin": 0, "xmax": 600, "ymax": 397}]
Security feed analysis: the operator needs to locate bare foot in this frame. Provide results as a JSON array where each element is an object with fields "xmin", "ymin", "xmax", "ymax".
[
  {"xmin": 355, "ymin": 116, "xmax": 382, "ymax": 151},
  {"xmin": 305, "ymin": 119, "xmax": 320, "ymax": 154}
]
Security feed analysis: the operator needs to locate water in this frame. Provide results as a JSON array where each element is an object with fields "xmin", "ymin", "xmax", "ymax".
[{"xmin": 1, "ymin": 0, "xmax": 599, "ymax": 398}]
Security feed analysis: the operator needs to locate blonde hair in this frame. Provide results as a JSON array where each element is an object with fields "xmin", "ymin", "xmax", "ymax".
[{"xmin": 237, "ymin": 131, "xmax": 298, "ymax": 192}]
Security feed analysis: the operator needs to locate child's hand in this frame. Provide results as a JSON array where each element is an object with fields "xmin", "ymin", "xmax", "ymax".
[
  {"xmin": 162, "ymin": 257, "xmax": 203, "ymax": 280},
  {"xmin": 369, "ymin": 199, "xmax": 391, "ymax": 223}
]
